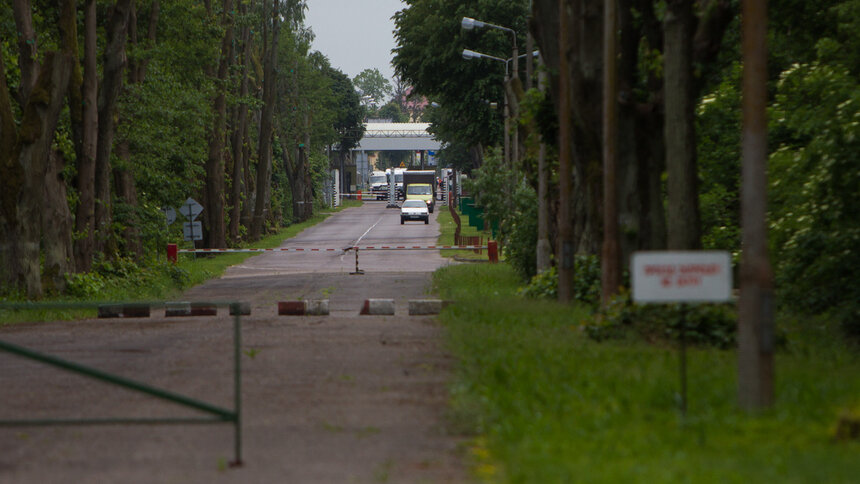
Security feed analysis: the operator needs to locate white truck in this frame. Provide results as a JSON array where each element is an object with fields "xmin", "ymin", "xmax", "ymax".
[{"xmin": 369, "ymin": 170, "xmax": 388, "ymax": 200}]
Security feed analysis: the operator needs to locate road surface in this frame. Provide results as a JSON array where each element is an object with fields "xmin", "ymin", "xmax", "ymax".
[{"xmin": 0, "ymin": 200, "xmax": 469, "ymax": 483}]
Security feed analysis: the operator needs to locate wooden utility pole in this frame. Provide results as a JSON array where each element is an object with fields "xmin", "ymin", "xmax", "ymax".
[
  {"xmin": 557, "ymin": 0, "xmax": 574, "ymax": 302},
  {"xmin": 738, "ymin": 0, "xmax": 774, "ymax": 411},
  {"xmin": 602, "ymin": 0, "xmax": 621, "ymax": 305}
]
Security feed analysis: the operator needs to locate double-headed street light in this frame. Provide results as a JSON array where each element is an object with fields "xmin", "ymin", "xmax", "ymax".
[
  {"xmin": 461, "ymin": 17, "xmax": 521, "ymax": 170},
  {"xmin": 461, "ymin": 16, "xmax": 519, "ymax": 103},
  {"xmin": 461, "ymin": 17, "xmax": 517, "ymax": 65}
]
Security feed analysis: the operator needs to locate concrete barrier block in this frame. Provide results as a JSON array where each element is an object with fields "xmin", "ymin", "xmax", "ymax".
[
  {"xmin": 278, "ymin": 301, "xmax": 306, "ymax": 315},
  {"xmin": 360, "ymin": 298, "xmax": 395, "ymax": 315},
  {"xmin": 408, "ymin": 299, "xmax": 450, "ymax": 315},
  {"xmin": 165, "ymin": 302, "xmax": 191, "ymax": 317},
  {"xmin": 98, "ymin": 304, "xmax": 150, "ymax": 318},
  {"xmin": 189, "ymin": 303, "xmax": 217, "ymax": 316},
  {"xmin": 306, "ymin": 299, "xmax": 329, "ymax": 315}
]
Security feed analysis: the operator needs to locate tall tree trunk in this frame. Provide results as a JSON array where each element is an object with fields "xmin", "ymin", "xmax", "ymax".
[
  {"xmin": 283, "ymin": 133, "xmax": 312, "ymax": 223},
  {"xmin": 42, "ymin": 150, "xmax": 75, "ymax": 293},
  {"xmin": 12, "ymin": 0, "xmax": 39, "ymax": 104},
  {"xmin": 205, "ymin": 0, "xmax": 233, "ymax": 248},
  {"xmin": 664, "ymin": 0, "xmax": 701, "ymax": 250},
  {"xmin": 251, "ymin": 0, "xmax": 280, "ymax": 239},
  {"xmin": 112, "ymin": 0, "xmax": 159, "ymax": 259},
  {"xmin": 617, "ymin": 0, "xmax": 666, "ymax": 259},
  {"xmin": 0, "ymin": 52, "xmax": 72, "ymax": 298},
  {"xmin": 532, "ymin": 0, "xmax": 604, "ymax": 259},
  {"xmin": 94, "ymin": 0, "xmax": 133, "ymax": 255},
  {"xmin": 228, "ymin": 17, "xmax": 251, "ymax": 242},
  {"xmin": 113, "ymin": 142, "xmax": 142, "ymax": 257},
  {"xmin": 55, "ymin": 0, "xmax": 84, "ymax": 279},
  {"xmin": 72, "ymin": 0, "xmax": 99, "ymax": 271}
]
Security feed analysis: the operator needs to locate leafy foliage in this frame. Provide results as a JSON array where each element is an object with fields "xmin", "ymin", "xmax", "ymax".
[
  {"xmin": 583, "ymin": 290, "xmax": 739, "ymax": 349},
  {"xmin": 696, "ymin": 63, "xmax": 741, "ymax": 257},
  {"xmin": 769, "ymin": 60, "xmax": 860, "ymax": 338},
  {"xmin": 392, "ymin": 0, "xmax": 529, "ymax": 159},
  {"xmin": 353, "ymin": 68, "xmax": 393, "ymax": 112},
  {"xmin": 518, "ymin": 256, "xmax": 601, "ymax": 306}
]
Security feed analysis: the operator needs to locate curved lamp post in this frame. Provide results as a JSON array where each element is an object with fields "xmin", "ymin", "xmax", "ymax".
[{"xmin": 461, "ymin": 17, "xmax": 521, "ymax": 169}]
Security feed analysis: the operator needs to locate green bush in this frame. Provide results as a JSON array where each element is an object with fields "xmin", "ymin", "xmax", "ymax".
[
  {"xmin": 504, "ymin": 183, "xmax": 538, "ymax": 279},
  {"xmin": 518, "ymin": 255, "xmax": 602, "ymax": 307},
  {"xmin": 582, "ymin": 289, "xmax": 738, "ymax": 349},
  {"xmin": 63, "ymin": 272, "xmax": 108, "ymax": 299}
]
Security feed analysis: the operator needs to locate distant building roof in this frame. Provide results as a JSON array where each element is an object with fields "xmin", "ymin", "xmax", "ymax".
[{"xmin": 355, "ymin": 123, "xmax": 440, "ymax": 151}]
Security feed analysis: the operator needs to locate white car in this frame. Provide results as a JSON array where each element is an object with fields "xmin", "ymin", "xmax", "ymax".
[{"xmin": 400, "ymin": 200, "xmax": 429, "ymax": 224}]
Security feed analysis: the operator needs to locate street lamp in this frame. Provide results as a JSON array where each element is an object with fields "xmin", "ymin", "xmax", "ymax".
[
  {"xmin": 461, "ymin": 17, "xmax": 522, "ymax": 169},
  {"xmin": 462, "ymin": 48, "xmax": 512, "ymax": 166},
  {"xmin": 461, "ymin": 49, "xmax": 538, "ymax": 167},
  {"xmin": 461, "ymin": 16, "xmax": 519, "ymax": 95}
]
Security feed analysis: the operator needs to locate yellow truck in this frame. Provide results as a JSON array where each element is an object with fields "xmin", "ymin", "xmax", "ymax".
[{"xmin": 403, "ymin": 170, "xmax": 437, "ymax": 213}]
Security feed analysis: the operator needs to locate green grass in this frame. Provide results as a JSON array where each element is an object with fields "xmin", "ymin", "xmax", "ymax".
[
  {"xmin": 433, "ymin": 263, "xmax": 860, "ymax": 483},
  {"xmin": 436, "ymin": 204, "xmax": 495, "ymax": 261},
  {"xmin": 0, "ymin": 202, "xmax": 360, "ymax": 325}
]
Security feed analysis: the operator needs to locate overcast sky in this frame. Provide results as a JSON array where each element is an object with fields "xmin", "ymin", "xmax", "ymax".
[{"xmin": 304, "ymin": 0, "xmax": 406, "ymax": 85}]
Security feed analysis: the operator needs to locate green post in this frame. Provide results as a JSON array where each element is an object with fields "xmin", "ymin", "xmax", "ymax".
[{"xmin": 231, "ymin": 304, "xmax": 243, "ymax": 467}]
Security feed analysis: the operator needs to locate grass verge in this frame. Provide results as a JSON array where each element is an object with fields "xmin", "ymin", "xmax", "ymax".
[
  {"xmin": 433, "ymin": 263, "xmax": 860, "ymax": 483},
  {"xmin": 0, "ymin": 201, "xmax": 361, "ymax": 325},
  {"xmin": 436, "ymin": 204, "xmax": 494, "ymax": 261}
]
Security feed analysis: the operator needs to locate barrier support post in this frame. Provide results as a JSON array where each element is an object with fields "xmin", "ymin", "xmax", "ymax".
[
  {"xmin": 167, "ymin": 243, "xmax": 178, "ymax": 264},
  {"xmin": 351, "ymin": 248, "xmax": 364, "ymax": 275},
  {"xmin": 488, "ymin": 241, "xmax": 499, "ymax": 263}
]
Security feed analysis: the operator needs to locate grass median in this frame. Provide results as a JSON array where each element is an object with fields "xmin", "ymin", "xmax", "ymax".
[{"xmin": 433, "ymin": 262, "xmax": 860, "ymax": 482}]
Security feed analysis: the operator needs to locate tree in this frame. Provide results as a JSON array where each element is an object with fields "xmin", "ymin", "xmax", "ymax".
[
  {"xmin": 530, "ymin": 0, "xmax": 733, "ymax": 293},
  {"xmin": 767, "ymin": 0, "xmax": 860, "ymax": 338},
  {"xmin": 203, "ymin": 0, "xmax": 233, "ymax": 249},
  {"xmin": 377, "ymin": 101, "xmax": 409, "ymax": 122},
  {"xmin": 1, "ymin": 0, "xmax": 73, "ymax": 297},
  {"xmin": 69, "ymin": 0, "xmax": 99, "ymax": 272},
  {"xmin": 353, "ymin": 68, "xmax": 392, "ymax": 113},
  {"xmin": 251, "ymin": 0, "xmax": 282, "ymax": 240},
  {"xmin": 392, "ymin": 0, "xmax": 529, "ymax": 168},
  {"xmin": 93, "ymin": 0, "xmax": 134, "ymax": 255},
  {"xmin": 664, "ymin": 0, "xmax": 701, "ymax": 250}
]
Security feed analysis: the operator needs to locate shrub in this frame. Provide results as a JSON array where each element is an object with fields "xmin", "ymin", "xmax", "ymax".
[
  {"xmin": 582, "ymin": 289, "xmax": 738, "ymax": 349},
  {"xmin": 518, "ymin": 255, "xmax": 602, "ymax": 307}
]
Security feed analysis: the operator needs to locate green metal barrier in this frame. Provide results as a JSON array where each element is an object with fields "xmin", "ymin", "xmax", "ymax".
[{"xmin": 0, "ymin": 301, "xmax": 245, "ymax": 467}]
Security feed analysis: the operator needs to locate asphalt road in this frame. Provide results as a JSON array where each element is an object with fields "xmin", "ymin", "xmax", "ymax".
[{"xmin": 0, "ymin": 200, "xmax": 469, "ymax": 483}]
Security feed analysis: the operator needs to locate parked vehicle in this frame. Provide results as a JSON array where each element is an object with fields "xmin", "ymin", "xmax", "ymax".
[
  {"xmin": 400, "ymin": 199, "xmax": 429, "ymax": 224},
  {"xmin": 369, "ymin": 171, "xmax": 388, "ymax": 200}
]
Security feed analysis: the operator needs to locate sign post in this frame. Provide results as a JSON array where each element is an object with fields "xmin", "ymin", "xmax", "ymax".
[
  {"xmin": 180, "ymin": 198, "xmax": 204, "ymax": 243},
  {"xmin": 631, "ymin": 251, "xmax": 732, "ymax": 419}
]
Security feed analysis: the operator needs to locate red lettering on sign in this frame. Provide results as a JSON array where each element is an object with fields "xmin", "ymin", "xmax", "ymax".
[
  {"xmin": 645, "ymin": 264, "xmax": 676, "ymax": 276},
  {"xmin": 676, "ymin": 275, "xmax": 702, "ymax": 287},
  {"xmin": 679, "ymin": 264, "xmax": 720, "ymax": 275}
]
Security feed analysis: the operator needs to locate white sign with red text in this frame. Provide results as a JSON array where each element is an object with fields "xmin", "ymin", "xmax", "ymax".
[{"xmin": 631, "ymin": 251, "xmax": 732, "ymax": 303}]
